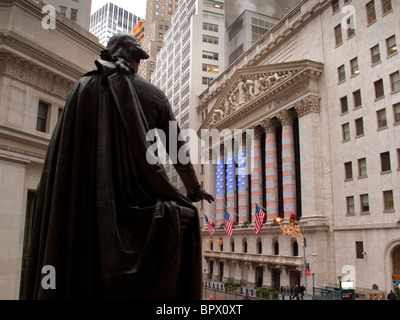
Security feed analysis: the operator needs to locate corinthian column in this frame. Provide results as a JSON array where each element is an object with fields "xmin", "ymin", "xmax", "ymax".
[
  {"xmin": 261, "ymin": 118, "xmax": 279, "ymax": 220},
  {"xmin": 277, "ymin": 109, "xmax": 296, "ymax": 219}
]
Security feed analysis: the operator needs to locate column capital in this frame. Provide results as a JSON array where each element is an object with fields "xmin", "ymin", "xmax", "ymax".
[
  {"xmin": 260, "ymin": 118, "xmax": 279, "ymax": 134},
  {"xmin": 294, "ymin": 95, "xmax": 321, "ymax": 118},
  {"xmin": 277, "ymin": 109, "xmax": 296, "ymax": 126}
]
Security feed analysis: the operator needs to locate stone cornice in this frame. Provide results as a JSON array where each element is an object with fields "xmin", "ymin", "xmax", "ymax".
[
  {"xmin": 199, "ymin": 60, "xmax": 323, "ymax": 133},
  {"xmin": 0, "ymin": 50, "xmax": 75, "ymax": 100}
]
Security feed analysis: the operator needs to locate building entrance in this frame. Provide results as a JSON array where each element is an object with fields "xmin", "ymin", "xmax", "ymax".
[{"xmin": 392, "ymin": 245, "xmax": 400, "ymax": 298}]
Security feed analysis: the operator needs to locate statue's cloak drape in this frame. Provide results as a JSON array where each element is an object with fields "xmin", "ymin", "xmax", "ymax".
[{"xmin": 20, "ymin": 60, "xmax": 202, "ymax": 300}]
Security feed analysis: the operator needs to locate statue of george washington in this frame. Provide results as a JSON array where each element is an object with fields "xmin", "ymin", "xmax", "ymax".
[{"xmin": 20, "ymin": 33, "xmax": 214, "ymax": 300}]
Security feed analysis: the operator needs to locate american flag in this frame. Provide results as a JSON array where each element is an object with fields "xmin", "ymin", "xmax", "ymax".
[
  {"xmin": 255, "ymin": 203, "xmax": 266, "ymax": 235},
  {"xmin": 225, "ymin": 209, "xmax": 234, "ymax": 237},
  {"xmin": 204, "ymin": 213, "xmax": 216, "ymax": 236}
]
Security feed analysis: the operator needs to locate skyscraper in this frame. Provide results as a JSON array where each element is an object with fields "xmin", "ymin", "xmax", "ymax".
[
  {"xmin": 139, "ymin": 0, "xmax": 180, "ymax": 81},
  {"xmin": 38, "ymin": 0, "xmax": 92, "ymax": 30},
  {"xmin": 151, "ymin": 0, "xmax": 227, "ymax": 193},
  {"xmin": 89, "ymin": 2, "xmax": 143, "ymax": 46}
]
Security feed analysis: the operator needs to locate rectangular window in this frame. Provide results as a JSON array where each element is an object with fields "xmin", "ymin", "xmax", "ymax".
[
  {"xmin": 382, "ymin": 0, "xmax": 392, "ymax": 14},
  {"xmin": 356, "ymin": 242, "xmax": 364, "ymax": 259},
  {"xmin": 342, "ymin": 123, "xmax": 350, "ymax": 141},
  {"xmin": 202, "ymin": 50, "xmax": 219, "ymax": 60},
  {"xmin": 203, "ymin": 22, "xmax": 219, "ymax": 32},
  {"xmin": 390, "ymin": 71, "xmax": 400, "ymax": 92},
  {"xmin": 383, "ymin": 190, "xmax": 394, "ymax": 210},
  {"xmin": 358, "ymin": 158, "xmax": 367, "ymax": 178},
  {"xmin": 386, "ymin": 35, "xmax": 397, "ymax": 56},
  {"xmin": 347, "ymin": 17, "xmax": 355, "ymax": 38},
  {"xmin": 202, "ymin": 35, "xmax": 219, "ymax": 44},
  {"xmin": 36, "ymin": 101, "xmax": 49, "ymax": 133},
  {"xmin": 397, "ymin": 148, "xmax": 400, "ymax": 170},
  {"xmin": 381, "ymin": 151, "xmax": 391, "ymax": 172},
  {"xmin": 202, "ymin": 63, "xmax": 219, "ymax": 74},
  {"xmin": 338, "ymin": 65, "xmax": 346, "ymax": 82},
  {"xmin": 350, "ymin": 57, "xmax": 359, "ymax": 76},
  {"xmin": 335, "ymin": 24, "xmax": 343, "ymax": 46},
  {"xmin": 360, "ymin": 194, "xmax": 370, "ymax": 213},
  {"xmin": 353, "ymin": 90, "xmax": 362, "ymax": 108},
  {"xmin": 340, "ymin": 96, "xmax": 348, "ymax": 114},
  {"xmin": 394, "ymin": 103, "xmax": 400, "ymax": 123},
  {"xmin": 377, "ymin": 109, "xmax": 388, "ymax": 129},
  {"xmin": 345, "ymin": 162, "xmax": 353, "ymax": 180},
  {"xmin": 347, "ymin": 196, "xmax": 355, "ymax": 214},
  {"xmin": 371, "ymin": 44, "xmax": 381, "ymax": 64},
  {"xmin": 70, "ymin": 8, "xmax": 78, "ymax": 21},
  {"xmin": 355, "ymin": 118, "xmax": 364, "ymax": 136},
  {"xmin": 332, "ymin": 0, "xmax": 340, "ymax": 13},
  {"xmin": 374, "ymin": 79, "xmax": 384, "ymax": 99},
  {"xmin": 60, "ymin": 6, "xmax": 67, "ymax": 16},
  {"xmin": 366, "ymin": 1, "xmax": 377, "ymax": 25}
]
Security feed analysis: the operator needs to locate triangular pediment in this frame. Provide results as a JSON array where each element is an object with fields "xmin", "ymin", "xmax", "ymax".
[{"xmin": 199, "ymin": 60, "xmax": 323, "ymax": 130}]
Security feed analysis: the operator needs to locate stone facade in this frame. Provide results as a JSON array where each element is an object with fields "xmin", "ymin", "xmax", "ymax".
[
  {"xmin": 0, "ymin": 0, "xmax": 101, "ymax": 299},
  {"xmin": 196, "ymin": 0, "xmax": 400, "ymax": 297}
]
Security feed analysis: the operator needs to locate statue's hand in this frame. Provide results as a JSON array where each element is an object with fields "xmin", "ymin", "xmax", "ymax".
[{"xmin": 187, "ymin": 187, "xmax": 215, "ymax": 203}]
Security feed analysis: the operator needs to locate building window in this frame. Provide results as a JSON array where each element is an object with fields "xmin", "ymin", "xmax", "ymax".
[
  {"xmin": 353, "ymin": 90, "xmax": 362, "ymax": 108},
  {"xmin": 36, "ymin": 101, "xmax": 49, "ymax": 133},
  {"xmin": 340, "ymin": 96, "xmax": 348, "ymax": 114},
  {"xmin": 338, "ymin": 65, "xmax": 346, "ymax": 82},
  {"xmin": 202, "ymin": 50, "xmax": 219, "ymax": 60},
  {"xmin": 334, "ymin": 24, "xmax": 343, "ymax": 46},
  {"xmin": 60, "ymin": 6, "xmax": 67, "ymax": 16},
  {"xmin": 374, "ymin": 79, "xmax": 384, "ymax": 99},
  {"xmin": 274, "ymin": 241, "xmax": 279, "ymax": 255},
  {"xmin": 377, "ymin": 109, "xmax": 388, "ymax": 129},
  {"xmin": 293, "ymin": 242, "xmax": 299, "ymax": 257},
  {"xmin": 356, "ymin": 242, "xmax": 364, "ymax": 259},
  {"xmin": 202, "ymin": 77, "xmax": 214, "ymax": 85},
  {"xmin": 358, "ymin": 158, "xmax": 367, "ymax": 178},
  {"xmin": 386, "ymin": 35, "xmax": 397, "ymax": 56},
  {"xmin": 203, "ymin": 22, "xmax": 219, "ymax": 32},
  {"xmin": 382, "ymin": 0, "xmax": 392, "ymax": 14},
  {"xmin": 243, "ymin": 240, "xmax": 248, "ymax": 253},
  {"xmin": 70, "ymin": 8, "xmax": 78, "ymax": 21},
  {"xmin": 366, "ymin": 1, "xmax": 377, "ymax": 25},
  {"xmin": 360, "ymin": 194, "xmax": 370, "ymax": 213},
  {"xmin": 394, "ymin": 103, "xmax": 400, "ymax": 124},
  {"xmin": 345, "ymin": 161, "xmax": 353, "ymax": 180},
  {"xmin": 202, "ymin": 63, "xmax": 219, "ymax": 73},
  {"xmin": 350, "ymin": 57, "xmax": 359, "ymax": 76},
  {"xmin": 332, "ymin": 0, "xmax": 340, "ymax": 13},
  {"xmin": 383, "ymin": 190, "xmax": 394, "ymax": 211},
  {"xmin": 355, "ymin": 118, "xmax": 364, "ymax": 136},
  {"xmin": 347, "ymin": 196, "xmax": 355, "ymax": 215},
  {"xmin": 202, "ymin": 34, "xmax": 218, "ymax": 44},
  {"xmin": 371, "ymin": 44, "xmax": 381, "ymax": 64},
  {"xmin": 342, "ymin": 123, "xmax": 350, "ymax": 141},
  {"xmin": 258, "ymin": 241, "xmax": 262, "ymax": 254},
  {"xmin": 397, "ymin": 148, "xmax": 400, "ymax": 170},
  {"xmin": 390, "ymin": 71, "xmax": 400, "ymax": 93},
  {"xmin": 381, "ymin": 151, "xmax": 391, "ymax": 172},
  {"xmin": 347, "ymin": 17, "xmax": 355, "ymax": 38}
]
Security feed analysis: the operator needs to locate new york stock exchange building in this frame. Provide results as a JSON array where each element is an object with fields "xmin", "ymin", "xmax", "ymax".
[{"xmin": 196, "ymin": 0, "xmax": 400, "ymax": 299}]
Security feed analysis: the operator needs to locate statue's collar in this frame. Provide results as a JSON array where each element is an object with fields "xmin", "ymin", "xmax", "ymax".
[{"xmin": 94, "ymin": 59, "xmax": 135, "ymax": 77}]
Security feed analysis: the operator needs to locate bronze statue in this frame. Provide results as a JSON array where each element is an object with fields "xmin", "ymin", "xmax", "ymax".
[{"xmin": 20, "ymin": 33, "xmax": 214, "ymax": 300}]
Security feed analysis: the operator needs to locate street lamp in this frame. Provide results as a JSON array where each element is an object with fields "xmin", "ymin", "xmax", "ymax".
[{"xmin": 304, "ymin": 253, "xmax": 318, "ymax": 296}]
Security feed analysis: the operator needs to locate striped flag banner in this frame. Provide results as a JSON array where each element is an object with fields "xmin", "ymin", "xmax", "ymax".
[
  {"xmin": 204, "ymin": 213, "xmax": 216, "ymax": 236},
  {"xmin": 255, "ymin": 203, "xmax": 266, "ymax": 235},
  {"xmin": 224, "ymin": 209, "xmax": 234, "ymax": 237}
]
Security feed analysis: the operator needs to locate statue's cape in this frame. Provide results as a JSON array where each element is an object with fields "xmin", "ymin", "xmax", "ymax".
[{"xmin": 20, "ymin": 60, "xmax": 202, "ymax": 300}]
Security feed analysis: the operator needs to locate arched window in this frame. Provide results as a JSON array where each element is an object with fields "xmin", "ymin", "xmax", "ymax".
[
  {"xmin": 231, "ymin": 240, "xmax": 235, "ymax": 252},
  {"xmin": 274, "ymin": 241, "xmax": 279, "ymax": 255},
  {"xmin": 243, "ymin": 239, "xmax": 248, "ymax": 253},
  {"xmin": 258, "ymin": 241, "xmax": 262, "ymax": 254},
  {"xmin": 293, "ymin": 242, "xmax": 299, "ymax": 256}
]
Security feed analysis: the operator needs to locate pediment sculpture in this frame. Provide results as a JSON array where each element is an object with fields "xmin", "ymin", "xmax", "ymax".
[{"xmin": 209, "ymin": 71, "xmax": 294, "ymax": 126}]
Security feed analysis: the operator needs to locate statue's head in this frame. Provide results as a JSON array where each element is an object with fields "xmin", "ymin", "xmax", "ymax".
[{"xmin": 100, "ymin": 33, "xmax": 149, "ymax": 66}]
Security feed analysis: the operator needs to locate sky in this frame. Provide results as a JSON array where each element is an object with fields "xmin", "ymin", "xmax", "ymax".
[{"xmin": 91, "ymin": 0, "xmax": 147, "ymax": 18}]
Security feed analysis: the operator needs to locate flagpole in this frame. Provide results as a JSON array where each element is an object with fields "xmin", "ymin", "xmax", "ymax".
[{"xmin": 223, "ymin": 206, "xmax": 240, "ymax": 217}]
